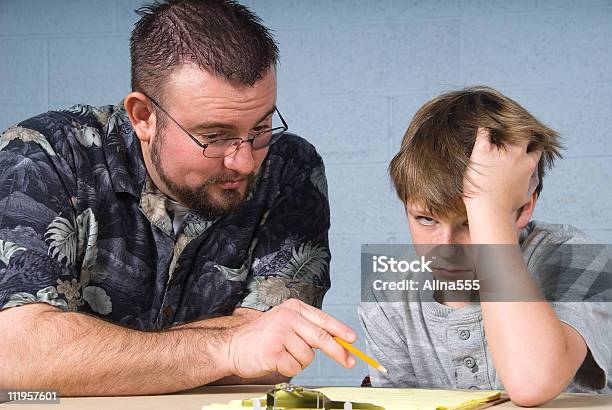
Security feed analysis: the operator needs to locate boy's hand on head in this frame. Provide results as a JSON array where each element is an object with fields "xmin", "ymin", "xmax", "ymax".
[{"xmin": 463, "ymin": 127, "xmax": 541, "ymax": 217}]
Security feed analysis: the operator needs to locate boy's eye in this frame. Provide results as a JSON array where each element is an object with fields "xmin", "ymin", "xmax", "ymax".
[{"xmin": 416, "ymin": 216, "xmax": 436, "ymax": 226}]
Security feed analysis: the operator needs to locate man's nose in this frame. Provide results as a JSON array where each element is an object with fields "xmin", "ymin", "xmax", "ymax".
[{"xmin": 223, "ymin": 140, "xmax": 255, "ymax": 175}]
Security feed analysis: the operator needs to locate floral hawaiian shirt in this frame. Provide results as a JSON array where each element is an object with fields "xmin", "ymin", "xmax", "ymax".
[{"xmin": 0, "ymin": 104, "xmax": 331, "ymax": 330}]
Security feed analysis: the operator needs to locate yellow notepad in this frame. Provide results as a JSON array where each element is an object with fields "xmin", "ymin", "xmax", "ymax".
[
  {"xmin": 202, "ymin": 386, "xmax": 502, "ymax": 410},
  {"xmin": 320, "ymin": 387, "xmax": 501, "ymax": 410}
]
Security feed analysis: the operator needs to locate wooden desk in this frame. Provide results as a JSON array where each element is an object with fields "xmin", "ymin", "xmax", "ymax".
[{"xmin": 1, "ymin": 385, "xmax": 611, "ymax": 409}]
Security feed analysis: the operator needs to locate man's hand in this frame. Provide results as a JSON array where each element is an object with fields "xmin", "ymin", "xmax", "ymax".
[
  {"xmin": 463, "ymin": 127, "xmax": 541, "ymax": 217},
  {"xmin": 225, "ymin": 299, "xmax": 356, "ymax": 378}
]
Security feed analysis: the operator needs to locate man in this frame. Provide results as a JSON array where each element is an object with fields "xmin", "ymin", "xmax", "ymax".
[
  {"xmin": 359, "ymin": 87, "xmax": 611, "ymax": 406},
  {"xmin": 0, "ymin": 0, "xmax": 356, "ymax": 396}
]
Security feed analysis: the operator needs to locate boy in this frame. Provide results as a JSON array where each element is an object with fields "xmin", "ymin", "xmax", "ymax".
[{"xmin": 359, "ymin": 86, "xmax": 611, "ymax": 406}]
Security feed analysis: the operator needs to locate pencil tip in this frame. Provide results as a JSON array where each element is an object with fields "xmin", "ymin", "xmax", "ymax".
[{"xmin": 379, "ymin": 366, "xmax": 388, "ymax": 374}]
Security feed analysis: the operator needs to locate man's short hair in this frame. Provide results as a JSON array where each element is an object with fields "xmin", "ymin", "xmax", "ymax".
[
  {"xmin": 130, "ymin": 0, "xmax": 278, "ymax": 102},
  {"xmin": 389, "ymin": 86, "xmax": 562, "ymax": 217}
]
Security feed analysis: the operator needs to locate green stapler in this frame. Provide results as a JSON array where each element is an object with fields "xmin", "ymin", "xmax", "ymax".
[{"xmin": 241, "ymin": 383, "xmax": 385, "ymax": 410}]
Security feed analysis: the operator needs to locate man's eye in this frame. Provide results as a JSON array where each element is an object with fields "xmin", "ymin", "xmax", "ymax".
[
  {"xmin": 202, "ymin": 134, "xmax": 230, "ymax": 143},
  {"xmin": 252, "ymin": 126, "xmax": 270, "ymax": 135},
  {"xmin": 416, "ymin": 216, "xmax": 436, "ymax": 226}
]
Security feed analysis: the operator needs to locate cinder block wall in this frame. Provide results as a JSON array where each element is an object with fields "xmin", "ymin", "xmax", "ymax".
[{"xmin": 1, "ymin": 0, "xmax": 611, "ymax": 386}]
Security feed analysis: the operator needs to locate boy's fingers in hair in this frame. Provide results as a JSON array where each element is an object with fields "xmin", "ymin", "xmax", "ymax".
[
  {"xmin": 474, "ymin": 127, "xmax": 492, "ymax": 146},
  {"xmin": 472, "ymin": 127, "xmax": 496, "ymax": 158}
]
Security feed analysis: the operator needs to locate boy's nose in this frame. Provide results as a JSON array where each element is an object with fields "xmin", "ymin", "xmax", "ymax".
[{"xmin": 437, "ymin": 228, "xmax": 456, "ymax": 246}]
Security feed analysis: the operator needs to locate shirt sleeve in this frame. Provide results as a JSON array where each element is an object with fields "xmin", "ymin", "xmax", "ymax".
[
  {"xmin": 238, "ymin": 137, "xmax": 331, "ymax": 311},
  {"xmin": 358, "ymin": 301, "xmax": 416, "ymax": 387},
  {"xmin": 552, "ymin": 301, "xmax": 612, "ymax": 392},
  {"xmin": 0, "ymin": 124, "xmax": 79, "ymax": 311},
  {"xmin": 531, "ymin": 238, "xmax": 612, "ymax": 392}
]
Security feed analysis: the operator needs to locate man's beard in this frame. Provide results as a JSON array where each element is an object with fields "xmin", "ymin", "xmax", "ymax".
[{"xmin": 150, "ymin": 129, "xmax": 257, "ymax": 219}]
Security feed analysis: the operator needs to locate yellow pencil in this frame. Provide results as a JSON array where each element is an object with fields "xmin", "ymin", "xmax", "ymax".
[{"xmin": 334, "ymin": 336, "xmax": 388, "ymax": 374}]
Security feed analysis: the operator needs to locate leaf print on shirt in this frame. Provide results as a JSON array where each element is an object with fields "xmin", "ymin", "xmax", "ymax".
[
  {"xmin": 64, "ymin": 104, "xmax": 114, "ymax": 128},
  {"xmin": 256, "ymin": 276, "xmax": 291, "ymax": 306},
  {"xmin": 56, "ymin": 278, "xmax": 83, "ymax": 310},
  {"xmin": 2, "ymin": 285, "xmax": 68, "ymax": 309},
  {"xmin": 44, "ymin": 208, "xmax": 98, "ymax": 271},
  {"xmin": 1, "ymin": 152, "xmax": 51, "ymax": 196},
  {"xmin": 45, "ymin": 215, "xmax": 77, "ymax": 267},
  {"xmin": 256, "ymin": 276, "xmax": 326, "ymax": 307},
  {"xmin": 76, "ymin": 208, "xmax": 98, "ymax": 286},
  {"xmin": 256, "ymin": 241, "xmax": 330, "ymax": 307},
  {"xmin": 278, "ymin": 241, "xmax": 329, "ymax": 283},
  {"xmin": 82, "ymin": 285, "xmax": 112, "ymax": 315},
  {"xmin": 0, "ymin": 126, "xmax": 57, "ymax": 157},
  {"xmin": 215, "ymin": 261, "xmax": 249, "ymax": 282},
  {"xmin": 214, "ymin": 234, "xmax": 260, "ymax": 282},
  {"xmin": 310, "ymin": 165, "xmax": 328, "ymax": 200},
  {"xmin": 0, "ymin": 240, "xmax": 26, "ymax": 266},
  {"xmin": 183, "ymin": 221, "xmax": 214, "ymax": 238},
  {"xmin": 72, "ymin": 122, "xmax": 102, "ymax": 147},
  {"xmin": 86, "ymin": 263, "xmax": 108, "ymax": 284}
]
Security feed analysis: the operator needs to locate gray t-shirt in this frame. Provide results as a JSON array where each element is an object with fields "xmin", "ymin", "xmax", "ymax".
[{"xmin": 359, "ymin": 221, "xmax": 612, "ymax": 393}]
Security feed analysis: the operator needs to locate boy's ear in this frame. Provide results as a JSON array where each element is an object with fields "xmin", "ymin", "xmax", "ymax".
[{"xmin": 516, "ymin": 191, "xmax": 538, "ymax": 229}]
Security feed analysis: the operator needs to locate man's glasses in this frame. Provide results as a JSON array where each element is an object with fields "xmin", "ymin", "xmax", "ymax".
[{"xmin": 143, "ymin": 93, "xmax": 288, "ymax": 158}]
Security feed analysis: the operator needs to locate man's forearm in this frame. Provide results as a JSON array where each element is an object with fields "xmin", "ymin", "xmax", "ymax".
[
  {"xmin": 1, "ymin": 299, "xmax": 357, "ymax": 396},
  {"xmin": 175, "ymin": 307, "xmax": 261, "ymax": 330},
  {"xmin": 211, "ymin": 373, "xmax": 290, "ymax": 386},
  {"xmin": 0, "ymin": 304, "xmax": 233, "ymax": 396}
]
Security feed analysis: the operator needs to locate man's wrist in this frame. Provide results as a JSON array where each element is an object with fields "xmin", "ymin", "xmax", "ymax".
[
  {"xmin": 181, "ymin": 325, "xmax": 235, "ymax": 385},
  {"xmin": 222, "ymin": 329, "xmax": 238, "ymax": 378}
]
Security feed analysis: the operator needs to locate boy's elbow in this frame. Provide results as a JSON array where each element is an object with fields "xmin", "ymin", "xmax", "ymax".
[
  {"xmin": 505, "ymin": 376, "xmax": 566, "ymax": 407},
  {"xmin": 507, "ymin": 388, "xmax": 553, "ymax": 407}
]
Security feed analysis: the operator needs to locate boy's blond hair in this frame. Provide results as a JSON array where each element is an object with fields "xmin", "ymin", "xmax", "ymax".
[{"xmin": 389, "ymin": 86, "xmax": 562, "ymax": 217}]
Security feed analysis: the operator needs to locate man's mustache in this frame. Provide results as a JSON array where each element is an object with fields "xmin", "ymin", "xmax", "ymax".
[{"xmin": 205, "ymin": 172, "xmax": 256, "ymax": 185}]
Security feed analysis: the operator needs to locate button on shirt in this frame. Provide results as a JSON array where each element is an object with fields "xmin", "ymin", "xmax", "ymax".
[
  {"xmin": 458, "ymin": 329, "xmax": 470, "ymax": 340},
  {"xmin": 0, "ymin": 104, "xmax": 332, "ymax": 330}
]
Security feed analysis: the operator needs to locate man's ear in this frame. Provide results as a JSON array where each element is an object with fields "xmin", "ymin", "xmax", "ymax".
[
  {"xmin": 123, "ymin": 92, "xmax": 156, "ymax": 144},
  {"xmin": 516, "ymin": 191, "xmax": 538, "ymax": 229}
]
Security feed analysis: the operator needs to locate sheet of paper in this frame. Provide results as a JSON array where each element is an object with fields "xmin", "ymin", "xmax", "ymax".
[
  {"xmin": 202, "ymin": 387, "xmax": 501, "ymax": 410},
  {"xmin": 202, "ymin": 400, "xmax": 247, "ymax": 410},
  {"xmin": 319, "ymin": 387, "xmax": 501, "ymax": 410}
]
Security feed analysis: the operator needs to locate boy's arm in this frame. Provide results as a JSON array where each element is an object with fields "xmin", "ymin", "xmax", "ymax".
[{"xmin": 464, "ymin": 129, "xmax": 588, "ymax": 406}]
